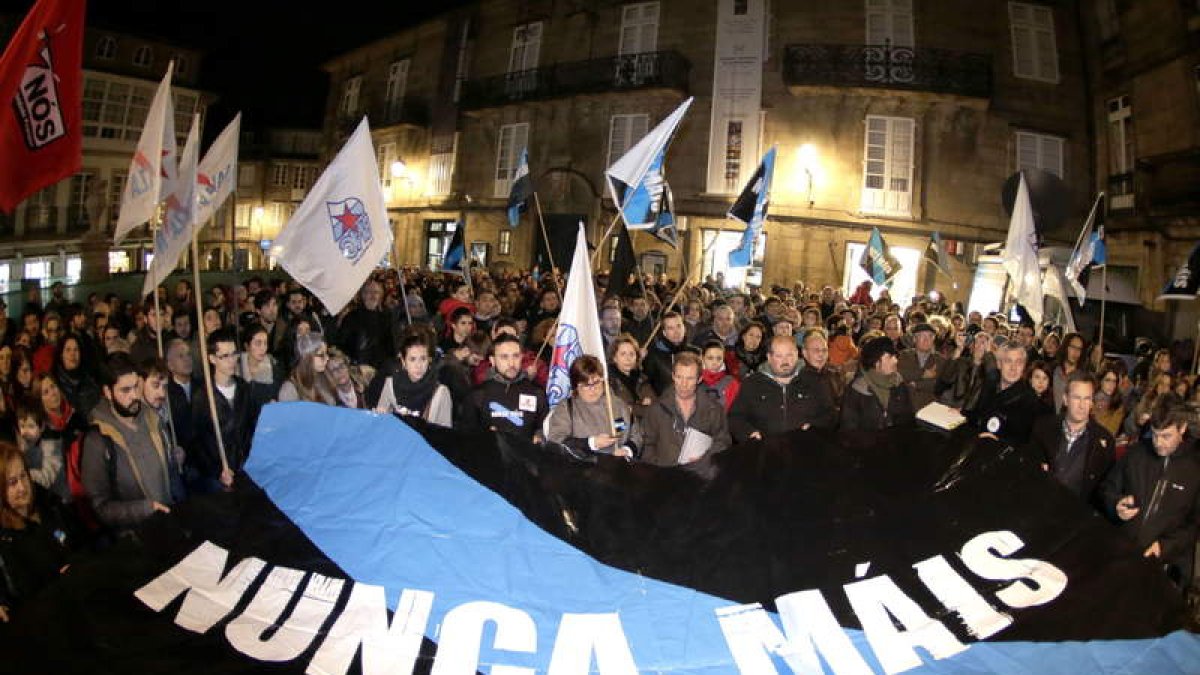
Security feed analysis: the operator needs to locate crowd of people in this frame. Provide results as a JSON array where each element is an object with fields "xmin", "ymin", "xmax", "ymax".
[{"xmin": 0, "ymin": 265, "xmax": 1197, "ymax": 624}]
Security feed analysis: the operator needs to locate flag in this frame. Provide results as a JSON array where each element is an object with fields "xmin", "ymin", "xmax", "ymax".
[
  {"xmin": 924, "ymin": 231, "xmax": 956, "ymax": 288},
  {"xmin": 547, "ymin": 223, "xmax": 606, "ymax": 407},
  {"xmin": 648, "ymin": 176, "xmax": 678, "ymax": 247},
  {"xmin": 1159, "ymin": 242, "xmax": 1200, "ymax": 301},
  {"xmin": 158, "ymin": 73, "xmax": 178, "ymax": 201},
  {"xmin": 728, "ymin": 147, "xmax": 775, "ymax": 268},
  {"xmin": 1042, "ymin": 264, "xmax": 1078, "ymax": 334},
  {"xmin": 607, "ymin": 222, "xmax": 637, "ymax": 298},
  {"xmin": 606, "ymin": 97, "xmax": 692, "ymax": 234},
  {"xmin": 1065, "ymin": 193, "xmax": 1107, "ymax": 306},
  {"xmin": 141, "ymin": 113, "xmax": 199, "ymax": 298},
  {"xmin": 193, "ymin": 113, "xmax": 240, "ymax": 226},
  {"xmin": 115, "ymin": 61, "xmax": 174, "ymax": 243},
  {"xmin": 1002, "ymin": 172, "xmax": 1043, "ymax": 324},
  {"xmin": 273, "ymin": 117, "xmax": 391, "ymax": 316},
  {"xmin": 859, "ymin": 227, "xmax": 902, "ymax": 287},
  {"xmin": 441, "ymin": 219, "xmax": 465, "ymax": 273},
  {"xmin": 11, "ymin": 404, "xmax": 1199, "ymax": 673},
  {"xmin": 506, "ymin": 147, "xmax": 532, "ymax": 227},
  {"xmin": 0, "ymin": 0, "xmax": 84, "ymax": 213}
]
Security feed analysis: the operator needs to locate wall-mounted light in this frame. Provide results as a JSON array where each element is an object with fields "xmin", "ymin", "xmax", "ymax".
[
  {"xmin": 798, "ymin": 143, "xmax": 818, "ymax": 208},
  {"xmin": 390, "ymin": 160, "xmax": 408, "ymax": 180}
]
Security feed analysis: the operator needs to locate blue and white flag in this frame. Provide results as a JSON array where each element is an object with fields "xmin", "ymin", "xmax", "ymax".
[
  {"xmin": 1065, "ymin": 193, "xmax": 1107, "ymax": 306},
  {"xmin": 546, "ymin": 223, "xmax": 606, "ymax": 407},
  {"xmin": 859, "ymin": 227, "xmax": 902, "ymax": 287},
  {"xmin": 1002, "ymin": 172, "xmax": 1044, "ymax": 324},
  {"xmin": 142, "ymin": 113, "xmax": 199, "ymax": 298},
  {"xmin": 605, "ymin": 98, "xmax": 692, "ymax": 235},
  {"xmin": 728, "ymin": 147, "xmax": 775, "ymax": 268},
  {"xmin": 441, "ymin": 219, "xmax": 465, "ymax": 274},
  {"xmin": 114, "ymin": 61, "xmax": 173, "ymax": 244},
  {"xmin": 193, "ymin": 113, "xmax": 240, "ymax": 227},
  {"xmin": 1159, "ymin": 242, "xmax": 1200, "ymax": 301},
  {"xmin": 274, "ymin": 117, "xmax": 391, "ymax": 315},
  {"xmin": 506, "ymin": 147, "xmax": 532, "ymax": 227}
]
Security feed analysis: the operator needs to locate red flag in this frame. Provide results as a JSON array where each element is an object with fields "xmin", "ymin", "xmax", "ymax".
[{"xmin": 0, "ymin": 0, "xmax": 85, "ymax": 213}]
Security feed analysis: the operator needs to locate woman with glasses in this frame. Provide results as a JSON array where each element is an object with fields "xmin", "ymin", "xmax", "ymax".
[
  {"xmin": 324, "ymin": 348, "xmax": 368, "ymax": 409},
  {"xmin": 545, "ymin": 355, "xmax": 639, "ymax": 459},
  {"xmin": 373, "ymin": 335, "xmax": 452, "ymax": 427},
  {"xmin": 277, "ymin": 334, "xmax": 335, "ymax": 405}
]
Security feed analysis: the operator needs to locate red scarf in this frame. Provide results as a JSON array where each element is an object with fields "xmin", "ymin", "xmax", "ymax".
[{"xmin": 46, "ymin": 399, "xmax": 74, "ymax": 432}]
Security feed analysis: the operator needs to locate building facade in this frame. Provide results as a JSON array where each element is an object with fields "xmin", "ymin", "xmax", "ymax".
[
  {"xmin": 0, "ymin": 18, "xmax": 213, "ymax": 289},
  {"xmin": 321, "ymin": 0, "xmax": 1110, "ymax": 313}
]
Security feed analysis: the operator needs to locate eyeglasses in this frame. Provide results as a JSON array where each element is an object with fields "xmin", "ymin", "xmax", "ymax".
[{"xmin": 579, "ymin": 379, "xmax": 604, "ymax": 390}]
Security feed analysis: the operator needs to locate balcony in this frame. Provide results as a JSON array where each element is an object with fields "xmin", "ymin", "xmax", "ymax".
[
  {"xmin": 783, "ymin": 44, "xmax": 992, "ymax": 100},
  {"xmin": 459, "ymin": 51, "xmax": 690, "ymax": 111},
  {"xmin": 336, "ymin": 96, "xmax": 429, "ymax": 137},
  {"xmin": 1108, "ymin": 172, "xmax": 1135, "ymax": 212}
]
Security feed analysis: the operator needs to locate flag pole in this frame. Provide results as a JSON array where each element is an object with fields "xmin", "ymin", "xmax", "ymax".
[
  {"xmin": 191, "ymin": 222, "xmax": 230, "ymax": 479},
  {"xmin": 639, "ymin": 235, "xmax": 720, "ymax": 351},
  {"xmin": 531, "ymin": 192, "xmax": 560, "ymax": 275},
  {"xmin": 591, "ymin": 210, "xmax": 624, "ymax": 268},
  {"xmin": 148, "ymin": 214, "xmax": 180, "ymax": 456},
  {"xmin": 1098, "ymin": 263, "xmax": 1108, "ymax": 354},
  {"xmin": 399, "ymin": 266, "xmax": 413, "ymax": 326}
]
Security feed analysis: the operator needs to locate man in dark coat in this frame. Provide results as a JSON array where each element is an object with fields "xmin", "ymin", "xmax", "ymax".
[
  {"xmin": 463, "ymin": 334, "xmax": 547, "ymax": 441},
  {"xmin": 643, "ymin": 312, "xmax": 698, "ymax": 397},
  {"xmin": 1100, "ymin": 404, "xmax": 1200, "ymax": 589},
  {"xmin": 729, "ymin": 334, "xmax": 836, "ymax": 443},
  {"xmin": 970, "ymin": 342, "xmax": 1040, "ymax": 445},
  {"xmin": 898, "ymin": 322, "xmax": 947, "ymax": 411},
  {"xmin": 641, "ymin": 352, "xmax": 731, "ymax": 466},
  {"xmin": 621, "ymin": 294, "xmax": 655, "ymax": 347},
  {"xmin": 1028, "ymin": 370, "xmax": 1115, "ymax": 509},
  {"xmin": 337, "ymin": 280, "xmax": 394, "ymax": 369},
  {"xmin": 841, "ymin": 336, "xmax": 915, "ymax": 432}
]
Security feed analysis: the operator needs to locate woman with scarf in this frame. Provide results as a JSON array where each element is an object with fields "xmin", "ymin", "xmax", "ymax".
[
  {"xmin": 325, "ymin": 348, "xmax": 369, "ymax": 409},
  {"xmin": 700, "ymin": 340, "xmax": 740, "ymax": 412},
  {"xmin": 52, "ymin": 335, "xmax": 101, "ymax": 419},
  {"xmin": 238, "ymin": 323, "xmax": 285, "ymax": 399},
  {"xmin": 277, "ymin": 334, "xmax": 335, "ymax": 405},
  {"xmin": 607, "ymin": 335, "xmax": 653, "ymax": 417},
  {"xmin": 372, "ymin": 335, "xmax": 452, "ymax": 427},
  {"xmin": 546, "ymin": 355, "xmax": 640, "ymax": 459},
  {"xmin": 725, "ymin": 321, "xmax": 767, "ymax": 379},
  {"xmin": 34, "ymin": 374, "xmax": 87, "ymax": 450},
  {"xmin": 841, "ymin": 336, "xmax": 914, "ymax": 432}
]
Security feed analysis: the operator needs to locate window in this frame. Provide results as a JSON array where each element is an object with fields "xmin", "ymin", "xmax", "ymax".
[
  {"xmin": 24, "ymin": 260, "xmax": 51, "ymax": 281},
  {"xmin": 236, "ymin": 204, "xmax": 253, "ymax": 232},
  {"xmin": 619, "ymin": 3, "xmax": 659, "ymax": 55},
  {"xmin": 865, "ymin": 0, "xmax": 914, "ymax": 47},
  {"xmin": 703, "ymin": 229, "xmax": 766, "ymax": 288},
  {"xmin": 385, "ymin": 60, "xmax": 410, "ymax": 116},
  {"xmin": 494, "ymin": 123, "xmax": 529, "ymax": 197},
  {"xmin": 239, "ymin": 164, "xmax": 256, "ymax": 188},
  {"xmin": 723, "ymin": 120, "xmax": 744, "ymax": 194},
  {"xmin": 175, "ymin": 56, "xmax": 189, "ymax": 77},
  {"xmin": 1009, "ymin": 2, "xmax": 1059, "ymax": 82},
  {"xmin": 68, "ymin": 171, "xmax": 97, "ymax": 231},
  {"xmin": 606, "ymin": 114, "xmax": 649, "ymax": 172},
  {"xmin": 499, "ymin": 229, "xmax": 512, "ymax": 256},
  {"xmin": 1015, "ymin": 130, "xmax": 1064, "ymax": 178},
  {"xmin": 425, "ymin": 219, "xmax": 458, "ymax": 270},
  {"xmin": 506, "ymin": 23, "xmax": 542, "ymax": 96},
  {"xmin": 340, "ymin": 76, "xmax": 362, "ymax": 117},
  {"xmin": 272, "ymin": 163, "xmax": 290, "ymax": 188},
  {"xmin": 861, "ymin": 115, "xmax": 915, "ymax": 216},
  {"xmin": 377, "ymin": 142, "xmax": 397, "ymax": 188},
  {"xmin": 81, "ymin": 76, "xmax": 159, "ymax": 141},
  {"xmin": 291, "ymin": 165, "xmax": 312, "ymax": 191},
  {"xmin": 109, "ymin": 251, "xmax": 132, "ymax": 274},
  {"xmin": 1107, "ymin": 96, "xmax": 1134, "ymax": 175},
  {"xmin": 133, "ymin": 45, "xmax": 153, "ymax": 68},
  {"xmin": 95, "ymin": 36, "xmax": 116, "ymax": 60},
  {"xmin": 428, "ymin": 152, "xmax": 455, "ymax": 196},
  {"xmin": 24, "ymin": 183, "xmax": 58, "ymax": 231}
]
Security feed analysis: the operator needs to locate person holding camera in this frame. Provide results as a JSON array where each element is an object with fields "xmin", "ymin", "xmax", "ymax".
[{"xmin": 544, "ymin": 355, "xmax": 639, "ymax": 459}]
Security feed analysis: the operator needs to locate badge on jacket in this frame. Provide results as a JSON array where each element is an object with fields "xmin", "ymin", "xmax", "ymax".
[
  {"xmin": 518, "ymin": 394, "xmax": 538, "ymax": 412},
  {"xmin": 986, "ymin": 416, "xmax": 1001, "ymax": 433}
]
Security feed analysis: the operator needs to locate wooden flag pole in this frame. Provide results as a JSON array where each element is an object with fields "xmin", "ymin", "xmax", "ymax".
[
  {"xmin": 1098, "ymin": 263, "xmax": 1108, "ymax": 355},
  {"xmin": 591, "ymin": 210, "xmax": 624, "ymax": 268},
  {"xmin": 639, "ymin": 232, "xmax": 722, "ymax": 351},
  {"xmin": 531, "ymin": 192, "xmax": 560, "ymax": 276},
  {"xmin": 190, "ymin": 224, "xmax": 230, "ymax": 479},
  {"xmin": 147, "ymin": 215, "xmax": 180, "ymax": 456}
]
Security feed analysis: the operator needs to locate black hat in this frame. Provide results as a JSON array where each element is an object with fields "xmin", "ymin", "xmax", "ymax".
[
  {"xmin": 860, "ymin": 336, "xmax": 898, "ymax": 370},
  {"xmin": 910, "ymin": 322, "xmax": 936, "ymax": 335}
]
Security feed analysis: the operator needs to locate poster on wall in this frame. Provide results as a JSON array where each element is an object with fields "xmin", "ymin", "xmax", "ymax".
[{"xmin": 707, "ymin": 0, "xmax": 765, "ymax": 194}]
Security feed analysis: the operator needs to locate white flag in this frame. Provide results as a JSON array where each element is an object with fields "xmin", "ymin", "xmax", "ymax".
[
  {"xmin": 115, "ymin": 62, "xmax": 174, "ymax": 244},
  {"xmin": 546, "ymin": 223, "xmax": 607, "ymax": 408},
  {"xmin": 158, "ymin": 73, "xmax": 178, "ymax": 201},
  {"xmin": 1002, "ymin": 173, "xmax": 1043, "ymax": 324},
  {"xmin": 605, "ymin": 97, "xmax": 692, "ymax": 229},
  {"xmin": 274, "ymin": 118, "xmax": 391, "ymax": 315},
  {"xmin": 194, "ymin": 113, "xmax": 240, "ymax": 226},
  {"xmin": 1041, "ymin": 264, "xmax": 1077, "ymax": 334},
  {"xmin": 142, "ymin": 113, "xmax": 199, "ymax": 299}
]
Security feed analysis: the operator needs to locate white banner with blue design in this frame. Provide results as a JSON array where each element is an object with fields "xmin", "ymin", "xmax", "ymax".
[
  {"xmin": 114, "ymin": 61, "xmax": 174, "ymax": 244},
  {"xmin": 546, "ymin": 223, "xmax": 606, "ymax": 407},
  {"xmin": 142, "ymin": 113, "xmax": 199, "ymax": 298}
]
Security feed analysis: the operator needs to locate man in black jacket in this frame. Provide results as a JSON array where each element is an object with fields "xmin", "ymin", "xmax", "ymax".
[
  {"xmin": 729, "ymin": 334, "xmax": 836, "ymax": 443},
  {"xmin": 971, "ymin": 342, "xmax": 1040, "ymax": 445},
  {"xmin": 643, "ymin": 312, "xmax": 698, "ymax": 396},
  {"xmin": 1100, "ymin": 405, "xmax": 1200, "ymax": 589},
  {"xmin": 1028, "ymin": 371, "xmax": 1115, "ymax": 509},
  {"xmin": 464, "ymin": 334, "xmax": 547, "ymax": 441},
  {"xmin": 337, "ymin": 281, "xmax": 393, "ymax": 369}
]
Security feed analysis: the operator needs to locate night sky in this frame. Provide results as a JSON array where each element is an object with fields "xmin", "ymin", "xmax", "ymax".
[{"xmin": 6, "ymin": 0, "xmax": 463, "ymax": 133}]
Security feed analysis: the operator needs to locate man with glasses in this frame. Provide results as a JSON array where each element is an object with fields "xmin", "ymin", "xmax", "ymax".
[
  {"xmin": 187, "ymin": 327, "xmax": 270, "ymax": 494},
  {"xmin": 1028, "ymin": 370, "xmax": 1115, "ymax": 509}
]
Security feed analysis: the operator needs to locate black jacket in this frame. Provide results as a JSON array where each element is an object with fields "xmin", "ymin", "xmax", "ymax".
[
  {"xmin": 840, "ymin": 373, "xmax": 915, "ymax": 432},
  {"xmin": 0, "ymin": 487, "xmax": 76, "ymax": 611},
  {"xmin": 728, "ymin": 367, "xmax": 837, "ymax": 442},
  {"xmin": 1099, "ymin": 438, "xmax": 1200, "ymax": 587},
  {"xmin": 643, "ymin": 337, "xmax": 697, "ymax": 397},
  {"xmin": 969, "ymin": 379, "xmax": 1040, "ymax": 445},
  {"xmin": 166, "ymin": 376, "xmax": 203, "ymax": 448},
  {"xmin": 464, "ymin": 372, "xmax": 548, "ymax": 441},
  {"xmin": 187, "ymin": 376, "xmax": 270, "ymax": 483},
  {"xmin": 337, "ymin": 307, "xmax": 394, "ymax": 369},
  {"xmin": 1028, "ymin": 415, "xmax": 1115, "ymax": 507}
]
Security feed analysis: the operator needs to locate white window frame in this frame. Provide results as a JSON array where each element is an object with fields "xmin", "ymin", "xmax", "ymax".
[
  {"xmin": 860, "ymin": 115, "xmax": 915, "ymax": 217},
  {"xmin": 865, "ymin": 0, "xmax": 914, "ymax": 47},
  {"xmin": 1009, "ymin": 2, "xmax": 1059, "ymax": 83},
  {"xmin": 341, "ymin": 76, "xmax": 362, "ymax": 117},
  {"xmin": 606, "ymin": 114, "xmax": 649, "ymax": 174},
  {"xmin": 272, "ymin": 163, "xmax": 290, "ymax": 188},
  {"xmin": 619, "ymin": 2, "xmax": 660, "ymax": 55},
  {"xmin": 96, "ymin": 36, "xmax": 117, "ymax": 60},
  {"xmin": 133, "ymin": 45, "xmax": 153, "ymax": 68},
  {"xmin": 1107, "ymin": 95, "xmax": 1134, "ymax": 176},
  {"xmin": 508, "ymin": 22, "xmax": 542, "ymax": 73},
  {"xmin": 377, "ymin": 142, "xmax": 397, "ymax": 188},
  {"xmin": 494, "ymin": 123, "xmax": 529, "ymax": 197},
  {"xmin": 385, "ymin": 60, "xmax": 410, "ymax": 114},
  {"xmin": 1015, "ymin": 130, "xmax": 1064, "ymax": 178}
]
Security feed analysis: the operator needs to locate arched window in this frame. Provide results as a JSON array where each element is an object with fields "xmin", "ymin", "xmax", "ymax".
[
  {"xmin": 95, "ymin": 35, "xmax": 117, "ymax": 60},
  {"xmin": 133, "ymin": 45, "xmax": 153, "ymax": 68}
]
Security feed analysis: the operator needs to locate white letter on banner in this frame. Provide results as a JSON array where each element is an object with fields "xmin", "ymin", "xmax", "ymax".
[
  {"xmin": 431, "ymin": 601, "xmax": 537, "ymax": 675},
  {"xmin": 716, "ymin": 595, "xmax": 872, "ymax": 675},
  {"xmin": 226, "ymin": 568, "xmax": 343, "ymax": 661},
  {"xmin": 134, "ymin": 540, "xmax": 266, "ymax": 633},
  {"xmin": 913, "ymin": 555, "xmax": 1013, "ymax": 640},
  {"xmin": 843, "ymin": 575, "xmax": 967, "ymax": 675},
  {"xmin": 307, "ymin": 585, "xmax": 434, "ymax": 675},
  {"xmin": 959, "ymin": 530, "xmax": 1067, "ymax": 609},
  {"xmin": 546, "ymin": 613, "xmax": 637, "ymax": 674}
]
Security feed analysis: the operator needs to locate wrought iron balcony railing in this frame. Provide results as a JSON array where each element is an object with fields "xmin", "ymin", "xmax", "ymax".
[
  {"xmin": 336, "ymin": 96, "xmax": 430, "ymax": 137},
  {"xmin": 460, "ymin": 50, "xmax": 690, "ymax": 110},
  {"xmin": 783, "ymin": 44, "xmax": 992, "ymax": 99}
]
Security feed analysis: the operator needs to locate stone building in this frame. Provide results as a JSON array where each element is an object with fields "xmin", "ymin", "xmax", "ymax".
[
  {"xmin": 321, "ymin": 0, "xmax": 1104, "ymax": 312},
  {"xmin": 0, "ymin": 18, "xmax": 212, "ymax": 286}
]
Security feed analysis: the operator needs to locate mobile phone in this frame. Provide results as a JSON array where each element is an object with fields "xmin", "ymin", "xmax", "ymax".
[{"xmin": 614, "ymin": 417, "xmax": 628, "ymax": 433}]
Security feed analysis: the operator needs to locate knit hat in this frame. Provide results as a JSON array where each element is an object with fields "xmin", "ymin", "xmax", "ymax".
[
  {"xmin": 860, "ymin": 335, "xmax": 898, "ymax": 371},
  {"xmin": 295, "ymin": 332, "xmax": 326, "ymax": 359}
]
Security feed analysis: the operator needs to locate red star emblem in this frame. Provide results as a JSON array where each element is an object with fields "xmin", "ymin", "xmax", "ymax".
[{"xmin": 334, "ymin": 205, "xmax": 360, "ymax": 233}]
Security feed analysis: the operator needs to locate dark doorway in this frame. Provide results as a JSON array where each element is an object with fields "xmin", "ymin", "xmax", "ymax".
[{"xmin": 536, "ymin": 213, "xmax": 586, "ymax": 276}]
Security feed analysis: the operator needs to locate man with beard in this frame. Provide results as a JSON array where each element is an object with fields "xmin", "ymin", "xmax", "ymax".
[
  {"xmin": 464, "ymin": 334, "xmax": 547, "ymax": 441},
  {"xmin": 621, "ymin": 294, "xmax": 655, "ymax": 347},
  {"xmin": 644, "ymin": 312, "xmax": 698, "ymax": 396},
  {"xmin": 729, "ymin": 334, "xmax": 836, "ymax": 443},
  {"xmin": 80, "ymin": 353, "xmax": 185, "ymax": 538}
]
